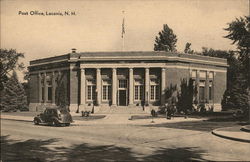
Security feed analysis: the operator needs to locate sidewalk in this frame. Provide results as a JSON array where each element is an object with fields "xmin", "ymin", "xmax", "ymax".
[
  {"xmin": 212, "ymin": 126, "xmax": 250, "ymax": 143},
  {"xmin": 1, "ymin": 112, "xmax": 202, "ymax": 126}
]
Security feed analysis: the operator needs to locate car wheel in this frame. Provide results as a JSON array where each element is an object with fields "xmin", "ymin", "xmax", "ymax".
[
  {"xmin": 34, "ymin": 119, "xmax": 39, "ymax": 125},
  {"xmin": 52, "ymin": 120, "xmax": 59, "ymax": 127}
]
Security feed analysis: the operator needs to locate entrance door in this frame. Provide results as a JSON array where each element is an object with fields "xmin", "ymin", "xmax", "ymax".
[{"xmin": 119, "ymin": 90, "xmax": 127, "ymax": 106}]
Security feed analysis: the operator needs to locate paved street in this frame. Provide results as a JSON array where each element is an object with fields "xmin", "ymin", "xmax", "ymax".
[{"xmin": 1, "ymin": 119, "xmax": 250, "ymax": 161}]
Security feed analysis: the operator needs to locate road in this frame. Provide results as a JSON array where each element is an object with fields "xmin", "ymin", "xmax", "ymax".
[{"xmin": 1, "ymin": 119, "xmax": 250, "ymax": 161}]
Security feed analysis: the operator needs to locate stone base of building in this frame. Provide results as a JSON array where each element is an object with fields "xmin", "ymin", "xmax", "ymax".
[
  {"xmin": 213, "ymin": 103, "xmax": 222, "ymax": 112},
  {"xmin": 29, "ymin": 103, "xmax": 40, "ymax": 112},
  {"xmin": 29, "ymin": 103, "xmax": 58, "ymax": 112},
  {"xmin": 69, "ymin": 104, "xmax": 78, "ymax": 113}
]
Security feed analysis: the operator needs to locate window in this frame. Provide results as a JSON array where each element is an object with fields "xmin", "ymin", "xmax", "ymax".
[
  {"xmin": 41, "ymin": 77, "xmax": 44, "ymax": 102},
  {"xmin": 150, "ymin": 86, "xmax": 155, "ymax": 100},
  {"xmin": 135, "ymin": 86, "xmax": 139, "ymax": 100},
  {"xmin": 102, "ymin": 80, "xmax": 111, "ymax": 101},
  {"xmin": 42, "ymin": 87, "xmax": 45, "ymax": 102},
  {"xmin": 119, "ymin": 80, "xmax": 127, "ymax": 88},
  {"xmin": 87, "ymin": 80, "xmax": 96, "ymax": 101},
  {"xmin": 47, "ymin": 76, "xmax": 52, "ymax": 102},
  {"xmin": 134, "ymin": 79, "xmax": 144, "ymax": 101},
  {"xmin": 199, "ymin": 80, "xmax": 205, "ymax": 102},
  {"xmin": 191, "ymin": 70, "xmax": 197, "ymax": 78},
  {"xmin": 209, "ymin": 81, "xmax": 213, "ymax": 100},
  {"xmin": 48, "ymin": 87, "xmax": 52, "ymax": 101},
  {"xmin": 199, "ymin": 71, "xmax": 206, "ymax": 78},
  {"xmin": 150, "ymin": 79, "xmax": 159, "ymax": 101},
  {"xmin": 209, "ymin": 72, "xmax": 214, "ymax": 79}
]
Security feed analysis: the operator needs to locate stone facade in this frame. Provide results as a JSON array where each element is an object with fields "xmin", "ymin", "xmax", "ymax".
[{"xmin": 28, "ymin": 51, "xmax": 228, "ymax": 113}]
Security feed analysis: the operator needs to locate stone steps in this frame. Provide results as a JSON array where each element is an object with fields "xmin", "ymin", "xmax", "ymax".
[{"xmin": 95, "ymin": 106, "xmax": 147, "ymax": 114}]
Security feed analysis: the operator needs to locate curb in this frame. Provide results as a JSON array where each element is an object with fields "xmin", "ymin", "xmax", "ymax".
[
  {"xmin": 1, "ymin": 118, "xmax": 32, "ymax": 123},
  {"xmin": 212, "ymin": 129, "xmax": 250, "ymax": 143},
  {"xmin": 1, "ymin": 118, "xmax": 86, "ymax": 126},
  {"xmin": 241, "ymin": 126, "xmax": 250, "ymax": 133}
]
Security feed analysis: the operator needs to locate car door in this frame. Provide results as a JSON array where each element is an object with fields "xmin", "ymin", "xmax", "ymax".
[
  {"xmin": 40, "ymin": 109, "xmax": 48, "ymax": 122},
  {"xmin": 46, "ymin": 109, "xmax": 54, "ymax": 123},
  {"xmin": 44, "ymin": 109, "xmax": 53, "ymax": 123}
]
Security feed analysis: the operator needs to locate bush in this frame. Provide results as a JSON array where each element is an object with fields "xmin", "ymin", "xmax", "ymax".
[{"xmin": 0, "ymin": 72, "xmax": 28, "ymax": 112}]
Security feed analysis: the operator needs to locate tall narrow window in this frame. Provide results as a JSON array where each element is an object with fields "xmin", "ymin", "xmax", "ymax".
[
  {"xmin": 134, "ymin": 79, "xmax": 144, "ymax": 101},
  {"xmin": 209, "ymin": 81, "xmax": 213, "ymax": 100},
  {"xmin": 87, "ymin": 80, "xmax": 96, "ymax": 101},
  {"xmin": 150, "ymin": 86, "xmax": 155, "ymax": 100},
  {"xmin": 199, "ymin": 80, "xmax": 205, "ymax": 102},
  {"xmin": 42, "ymin": 87, "xmax": 44, "ymax": 102},
  {"xmin": 87, "ymin": 85, "xmax": 92, "ymax": 100},
  {"xmin": 135, "ymin": 86, "xmax": 139, "ymax": 100},
  {"xmin": 150, "ymin": 79, "xmax": 159, "ymax": 101},
  {"xmin": 41, "ymin": 77, "xmax": 45, "ymax": 102},
  {"xmin": 102, "ymin": 80, "xmax": 111, "ymax": 101},
  {"xmin": 47, "ymin": 76, "xmax": 52, "ymax": 102}
]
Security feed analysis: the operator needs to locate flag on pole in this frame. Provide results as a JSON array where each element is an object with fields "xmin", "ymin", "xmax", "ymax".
[{"xmin": 121, "ymin": 12, "xmax": 125, "ymax": 38}]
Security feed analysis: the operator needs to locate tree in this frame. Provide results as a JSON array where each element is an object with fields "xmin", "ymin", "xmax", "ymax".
[
  {"xmin": 199, "ymin": 48, "xmax": 243, "ymax": 111},
  {"xmin": 55, "ymin": 77, "xmax": 69, "ymax": 109},
  {"xmin": 176, "ymin": 79, "xmax": 195, "ymax": 114},
  {"xmin": 0, "ymin": 49, "xmax": 25, "ymax": 90},
  {"xmin": 0, "ymin": 71, "xmax": 28, "ymax": 111},
  {"xmin": 224, "ymin": 16, "xmax": 250, "ymax": 84},
  {"xmin": 184, "ymin": 42, "xmax": 194, "ymax": 54},
  {"xmin": 224, "ymin": 16, "xmax": 250, "ymax": 118},
  {"xmin": 201, "ymin": 47, "xmax": 230, "ymax": 58},
  {"xmin": 154, "ymin": 24, "xmax": 177, "ymax": 52}
]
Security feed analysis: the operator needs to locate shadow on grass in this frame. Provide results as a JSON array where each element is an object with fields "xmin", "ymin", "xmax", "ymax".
[
  {"xmin": 1, "ymin": 135, "xmax": 59, "ymax": 162},
  {"xmin": 1, "ymin": 135, "xmax": 207, "ymax": 161},
  {"xmin": 143, "ymin": 120, "xmax": 244, "ymax": 132},
  {"xmin": 143, "ymin": 147, "xmax": 206, "ymax": 161},
  {"xmin": 73, "ymin": 115, "xmax": 106, "ymax": 121}
]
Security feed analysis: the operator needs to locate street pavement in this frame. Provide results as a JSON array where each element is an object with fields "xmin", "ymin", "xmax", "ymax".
[
  {"xmin": 1, "ymin": 116, "xmax": 250, "ymax": 161},
  {"xmin": 1, "ymin": 113, "xmax": 204, "ymax": 125}
]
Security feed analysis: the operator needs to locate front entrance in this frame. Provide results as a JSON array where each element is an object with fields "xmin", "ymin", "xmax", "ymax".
[{"xmin": 118, "ymin": 90, "xmax": 127, "ymax": 106}]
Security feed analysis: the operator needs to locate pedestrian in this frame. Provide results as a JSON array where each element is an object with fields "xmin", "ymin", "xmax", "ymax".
[{"xmin": 166, "ymin": 104, "xmax": 172, "ymax": 120}]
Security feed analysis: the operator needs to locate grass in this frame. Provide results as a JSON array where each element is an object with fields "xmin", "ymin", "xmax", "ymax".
[
  {"xmin": 73, "ymin": 115, "xmax": 106, "ymax": 121},
  {"xmin": 131, "ymin": 111, "xmax": 244, "ymax": 120},
  {"xmin": 1, "ymin": 111, "xmax": 39, "ymax": 117}
]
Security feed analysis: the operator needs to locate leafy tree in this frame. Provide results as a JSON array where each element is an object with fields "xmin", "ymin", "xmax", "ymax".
[
  {"xmin": 22, "ymin": 82, "xmax": 30, "ymax": 105},
  {"xmin": 201, "ymin": 47, "xmax": 229, "ymax": 58},
  {"xmin": 154, "ymin": 24, "xmax": 177, "ymax": 52},
  {"xmin": 176, "ymin": 79, "xmax": 195, "ymax": 114},
  {"xmin": 184, "ymin": 42, "xmax": 194, "ymax": 54},
  {"xmin": 55, "ymin": 75, "xmax": 69, "ymax": 109},
  {"xmin": 224, "ymin": 16, "xmax": 250, "ymax": 85},
  {"xmin": 224, "ymin": 16, "xmax": 250, "ymax": 116},
  {"xmin": 164, "ymin": 84, "xmax": 178, "ymax": 104},
  {"xmin": 0, "ymin": 71, "xmax": 28, "ymax": 111},
  {"xmin": 0, "ymin": 49, "xmax": 25, "ymax": 90}
]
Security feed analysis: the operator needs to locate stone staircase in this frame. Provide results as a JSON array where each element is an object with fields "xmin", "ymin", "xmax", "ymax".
[{"xmin": 94, "ymin": 106, "xmax": 148, "ymax": 114}]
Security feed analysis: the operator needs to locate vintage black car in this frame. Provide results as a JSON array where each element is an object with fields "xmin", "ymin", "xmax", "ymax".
[{"xmin": 33, "ymin": 107, "xmax": 73, "ymax": 126}]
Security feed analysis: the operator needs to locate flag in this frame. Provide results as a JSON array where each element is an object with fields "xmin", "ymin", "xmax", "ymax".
[{"xmin": 122, "ymin": 17, "xmax": 125, "ymax": 38}]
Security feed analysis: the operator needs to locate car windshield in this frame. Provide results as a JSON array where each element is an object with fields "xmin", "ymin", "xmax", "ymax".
[{"xmin": 59, "ymin": 109, "xmax": 68, "ymax": 114}]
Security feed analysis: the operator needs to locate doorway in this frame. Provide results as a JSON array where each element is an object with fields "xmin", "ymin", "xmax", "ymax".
[{"xmin": 118, "ymin": 90, "xmax": 127, "ymax": 106}]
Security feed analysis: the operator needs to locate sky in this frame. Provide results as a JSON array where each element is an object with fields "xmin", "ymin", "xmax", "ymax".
[{"xmin": 1, "ymin": 0, "xmax": 249, "ymax": 81}]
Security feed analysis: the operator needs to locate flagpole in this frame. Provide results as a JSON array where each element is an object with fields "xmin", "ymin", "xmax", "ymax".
[
  {"xmin": 122, "ymin": 11, "xmax": 125, "ymax": 51},
  {"xmin": 122, "ymin": 34, "xmax": 125, "ymax": 51}
]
